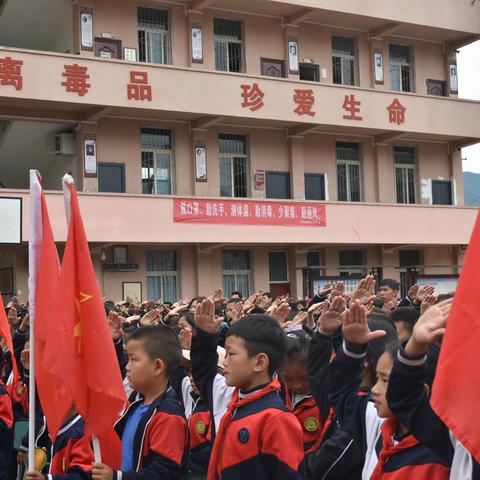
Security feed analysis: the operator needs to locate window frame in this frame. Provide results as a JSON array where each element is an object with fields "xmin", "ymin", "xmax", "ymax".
[
  {"xmin": 214, "ymin": 17, "xmax": 245, "ymax": 73},
  {"xmin": 268, "ymin": 251, "xmax": 289, "ymax": 283},
  {"xmin": 331, "ymin": 35, "xmax": 359, "ymax": 86},
  {"xmin": 304, "ymin": 173, "xmax": 326, "ymax": 201},
  {"xmin": 145, "ymin": 249, "xmax": 179, "ymax": 301},
  {"xmin": 222, "ymin": 249, "xmax": 251, "ymax": 297},
  {"xmin": 137, "ymin": 6, "xmax": 172, "ymax": 65},
  {"xmin": 389, "ymin": 43, "xmax": 415, "ymax": 93},
  {"xmin": 394, "ymin": 146, "xmax": 417, "ymax": 204},
  {"xmin": 218, "ymin": 133, "xmax": 249, "ymax": 198},
  {"xmin": 336, "ymin": 142, "xmax": 362, "ymax": 202}
]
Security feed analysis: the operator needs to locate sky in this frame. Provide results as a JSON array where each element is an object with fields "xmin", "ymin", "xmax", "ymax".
[{"xmin": 458, "ymin": 40, "xmax": 480, "ymax": 173}]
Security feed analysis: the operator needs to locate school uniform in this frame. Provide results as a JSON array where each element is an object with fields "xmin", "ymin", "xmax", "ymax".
[
  {"xmin": 182, "ymin": 376, "xmax": 213, "ymax": 473},
  {"xmin": 387, "ymin": 345, "xmax": 480, "ymax": 480},
  {"xmin": 113, "ymin": 386, "xmax": 188, "ymax": 480},
  {"xmin": 191, "ymin": 330, "xmax": 304, "ymax": 480},
  {"xmin": 329, "ymin": 341, "xmax": 451, "ymax": 480}
]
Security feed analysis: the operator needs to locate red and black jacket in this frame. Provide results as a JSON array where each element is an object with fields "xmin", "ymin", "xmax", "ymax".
[
  {"xmin": 0, "ymin": 381, "xmax": 13, "ymax": 480},
  {"xmin": 113, "ymin": 387, "xmax": 188, "ymax": 480}
]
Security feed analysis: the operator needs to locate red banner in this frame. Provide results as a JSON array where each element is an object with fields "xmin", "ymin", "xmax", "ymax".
[{"xmin": 173, "ymin": 198, "xmax": 326, "ymax": 227}]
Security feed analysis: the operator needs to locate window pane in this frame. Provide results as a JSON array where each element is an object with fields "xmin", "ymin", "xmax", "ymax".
[
  {"xmin": 307, "ymin": 251, "xmax": 321, "ymax": 267},
  {"xmin": 305, "ymin": 174, "xmax": 325, "ymax": 201},
  {"xmin": 223, "ymin": 250, "xmax": 249, "ymax": 270},
  {"xmin": 220, "ymin": 157, "xmax": 232, "ymax": 197},
  {"xmin": 407, "ymin": 168, "xmax": 416, "ymax": 203},
  {"xmin": 390, "ymin": 44, "xmax": 411, "ymax": 64},
  {"xmin": 161, "ymin": 276, "xmax": 177, "ymax": 302},
  {"xmin": 269, "ymin": 252, "xmax": 288, "ymax": 282},
  {"xmin": 341, "ymin": 58, "xmax": 355, "ymax": 86},
  {"xmin": 138, "ymin": 7, "xmax": 169, "ymax": 30},
  {"xmin": 348, "ymin": 164, "xmax": 361, "ymax": 202},
  {"xmin": 228, "ymin": 42, "xmax": 243, "ymax": 72},
  {"xmin": 401, "ymin": 65, "xmax": 411, "ymax": 92},
  {"xmin": 336, "ymin": 142, "xmax": 360, "ymax": 161},
  {"xmin": 390, "ymin": 66, "xmax": 401, "ymax": 91},
  {"xmin": 233, "ymin": 158, "xmax": 247, "ymax": 197},
  {"xmin": 332, "ymin": 36, "xmax": 355, "ymax": 56},
  {"xmin": 339, "ymin": 250, "xmax": 363, "ymax": 266},
  {"xmin": 215, "ymin": 40, "xmax": 228, "ymax": 71},
  {"xmin": 155, "ymin": 153, "xmax": 171, "ymax": 195},
  {"xmin": 332, "ymin": 56, "xmax": 342, "ymax": 84},
  {"xmin": 266, "ymin": 171, "xmax": 290, "ymax": 199},
  {"xmin": 141, "ymin": 128, "xmax": 171, "ymax": 150},
  {"xmin": 394, "ymin": 146, "xmax": 415, "ymax": 164},
  {"xmin": 223, "ymin": 274, "xmax": 236, "ymax": 298},
  {"xmin": 399, "ymin": 250, "xmax": 421, "ymax": 267},
  {"xmin": 141, "ymin": 152, "xmax": 154, "ymax": 194},
  {"xmin": 147, "ymin": 250, "xmax": 177, "ymax": 271},
  {"xmin": 396, "ymin": 166, "xmax": 406, "ymax": 203},
  {"xmin": 219, "ymin": 134, "xmax": 246, "ymax": 154},
  {"xmin": 235, "ymin": 274, "xmax": 249, "ymax": 299},
  {"xmin": 214, "ymin": 18, "xmax": 242, "ymax": 39},
  {"xmin": 147, "ymin": 276, "xmax": 161, "ymax": 301},
  {"xmin": 337, "ymin": 163, "xmax": 347, "ymax": 201}
]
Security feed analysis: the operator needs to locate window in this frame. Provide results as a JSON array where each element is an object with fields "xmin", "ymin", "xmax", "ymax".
[
  {"xmin": 214, "ymin": 18, "xmax": 244, "ymax": 72},
  {"xmin": 261, "ymin": 58, "xmax": 285, "ymax": 77},
  {"xmin": 432, "ymin": 180, "xmax": 453, "ymax": 205},
  {"xmin": 307, "ymin": 251, "xmax": 322, "ymax": 268},
  {"xmin": 223, "ymin": 250, "xmax": 250, "ymax": 298},
  {"xmin": 146, "ymin": 250, "xmax": 177, "ymax": 302},
  {"xmin": 266, "ymin": 171, "xmax": 291, "ymax": 199},
  {"xmin": 98, "ymin": 163, "xmax": 125, "ymax": 193},
  {"xmin": 299, "ymin": 63, "xmax": 320, "ymax": 82},
  {"xmin": 219, "ymin": 134, "xmax": 248, "ymax": 197},
  {"xmin": 399, "ymin": 249, "xmax": 422, "ymax": 296},
  {"xmin": 305, "ymin": 173, "xmax": 326, "ymax": 200},
  {"xmin": 138, "ymin": 7, "xmax": 171, "ymax": 65},
  {"xmin": 269, "ymin": 252, "xmax": 288, "ymax": 282},
  {"xmin": 394, "ymin": 146, "xmax": 417, "ymax": 204},
  {"xmin": 339, "ymin": 250, "xmax": 365, "ymax": 276},
  {"xmin": 332, "ymin": 35, "xmax": 358, "ymax": 86},
  {"xmin": 390, "ymin": 44, "xmax": 414, "ymax": 92},
  {"xmin": 141, "ymin": 128, "xmax": 173, "ymax": 195},
  {"xmin": 426, "ymin": 79, "xmax": 446, "ymax": 97},
  {"xmin": 336, "ymin": 142, "xmax": 361, "ymax": 202}
]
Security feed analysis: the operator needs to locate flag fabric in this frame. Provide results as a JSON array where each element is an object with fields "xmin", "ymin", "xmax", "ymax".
[
  {"xmin": 29, "ymin": 170, "xmax": 72, "ymax": 440},
  {"xmin": 0, "ymin": 294, "xmax": 18, "ymax": 391},
  {"xmin": 56, "ymin": 176, "xmax": 126, "ymax": 436},
  {"xmin": 431, "ymin": 210, "xmax": 480, "ymax": 463}
]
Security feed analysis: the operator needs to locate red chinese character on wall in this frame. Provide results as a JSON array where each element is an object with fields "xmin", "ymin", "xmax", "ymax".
[
  {"xmin": 387, "ymin": 98, "xmax": 406, "ymax": 125},
  {"xmin": 0, "ymin": 57, "xmax": 23, "ymax": 91},
  {"xmin": 61, "ymin": 64, "xmax": 90, "ymax": 96},
  {"xmin": 127, "ymin": 71, "xmax": 152, "ymax": 101},
  {"xmin": 293, "ymin": 89, "xmax": 315, "ymax": 116},
  {"xmin": 342, "ymin": 94, "xmax": 362, "ymax": 120},
  {"xmin": 241, "ymin": 83, "xmax": 264, "ymax": 111}
]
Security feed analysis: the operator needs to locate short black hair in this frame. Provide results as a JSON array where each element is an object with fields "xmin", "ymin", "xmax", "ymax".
[
  {"xmin": 178, "ymin": 311, "xmax": 195, "ymax": 330},
  {"xmin": 262, "ymin": 292, "xmax": 273, "ymax": 299},
  {"xmin": 128, "ymin": 326, "xmax": 181, "ymax": 378},
  {"xmin": 379, "ymin": 278, "xmax": 400, "ymax": 291},
  {"xmin": 188, "ymin": 297, "xmax": 206, "ymax": 310},
  {"xmin": 284, "ymin": 330, "xmax": 311, "ymax": 365},
  {"xmin": 230, "ymin": 291, "xmax": 243, "ymax": 299},
  {"xmin": 226, "ymin": 314, "xmax": 287, "ymax": 376},
  {"xmin": 389, "ymin": 307, "xmax": 419, "ymax": 335}
]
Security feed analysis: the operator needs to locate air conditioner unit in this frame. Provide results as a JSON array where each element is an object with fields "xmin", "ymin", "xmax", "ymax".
[{"xmin": 50, "ymin": 133, "xmax": 76, "ymax": 155}]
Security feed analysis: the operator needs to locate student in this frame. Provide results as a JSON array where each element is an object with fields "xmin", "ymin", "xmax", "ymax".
[
  {"xmin": 281, "ymin": 330, "xmax": 325, "ymax": 455},
  {"xmin": 0, "ymin": 347, "xmax": 13, "ymax": 480},
  {"xmin": 26, "ymin": 407, "xmax": 94, "ymax": 480},
  {"xmin": 389, "ymin": 306, "xmax": 419, "ymax": 339},
  {"xmin": 191, "ymin": 298, "xmax": 304, "ymax": 479},
  {"xmin": 329, "ymin": 300, "xmax": 451, "ymax": 479},
  {"xmin": 386, "ymin": 299, "xmax": 480, "ymax": 479},
  {"xmin": 92, "ymin": 326, "xmax": 188, "ymax": 480}
]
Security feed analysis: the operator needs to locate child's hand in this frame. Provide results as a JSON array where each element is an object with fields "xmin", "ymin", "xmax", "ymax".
[
  {"xmin": 342, "ymin": 300, "xmax": 386, "ymax": 348},
  {"xmin": 329, "ymin": 282, "xmax": 345, "ymax": 300},
  {"xmin": 108, "ymin": 311, "xmax": 123, "ymax": 341},
  {"xmin": 195, "ymin": 298, "xmax": 222, "ymax": 334},
  {"xmin": 92, "ymin": 462, "xmax": 114, "ymax": 480},
  {"xmin": 420, "ymin": 294, "xmax": 437, "ymax": 316},
  {"xmin": 20, "ymin": 347, "xmax": 30, "ymax": 371},
  {"xmin": 406, "ymin": 298, "xmax": 453, "ymax": 357},
  {"xmin": 350, "ymin": 275, "xmax": 376, "ymax": 305},
  {"xmin": 230, "ymin": 302, "xmax": 244, "ymax": 325},
  {"xmin": 269, "ymin": 302, "xmax": 291, "ymax": 326},
  {"xmin": 317, "ymin": 296, "xmax": 345, "ymax": 336},
  {"xmin": 179, "ymin": 328, "xmax": 192, "ymax": 349},
  {"xmin": 25, "ymin": 472, "xmax": 44, "ymax": 480},
  {"xmin": 414, "ymin": 284, "xmax": 435, "ymax": 305}
]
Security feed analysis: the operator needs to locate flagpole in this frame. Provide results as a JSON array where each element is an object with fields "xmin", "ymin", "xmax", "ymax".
[{"xmin": 28, "ymin": 170, "xmax": 42, "ymax": 472}]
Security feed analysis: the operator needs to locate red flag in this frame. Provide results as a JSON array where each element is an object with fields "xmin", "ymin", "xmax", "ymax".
[
  {"xmin": 0, "ymin": 294, "xmax": 18, "ymax": 390},
  {"xmin": 30, "ymin": 171, "xmax": 73, "ymax": 440},
  {"xmin": 56, "ymin": 177, "xmax": 126, "ymax": 436},
  {"xmin": 431, "ymin": 210, "xmax": 480, "ymax": 462}
]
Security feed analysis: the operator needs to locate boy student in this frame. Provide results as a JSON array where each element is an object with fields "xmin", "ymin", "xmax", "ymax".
[
  {"xmin": 191, "ymin": 298, "xmax": 304, "ymax": 479},
  {"xmin": 328, "ymin": 300, "xmax": 451, "ymax": 479},
  {"xmin": 386, "ymin": 299, "xmax": 480, "ymax": 479},
  {"xmin": 92, "ymin": 326, "xmax": 188, "ymax": 480}
]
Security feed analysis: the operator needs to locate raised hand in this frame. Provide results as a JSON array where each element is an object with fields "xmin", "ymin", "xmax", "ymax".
[
  {"xmin": 211, "ymin": 288, "xmax": 224, "ymax": 304},
  {"xmin": 330, "ymin": 282, "xmax": 345, "ymax": 300},
  {"xmin": 406, "ymin": 298, "xmax": 453, "ymax": 356},
  {"xmin": 350, "ymin": 275, "xmax": 376, "ymax": 305},
  {"xmin": 317, "ymin": 296, "xmax": 345, "ymax": 336},
  {"xmin": 420, "ymin": 294, "xmax": 437, "ymax": 316},
  {"xmin": 342, "ymin": 300, "xmax": 386, "ymax": 347},
  {"xmin": 319, "ymin": 284, "xmax": 332, "ymax": 297},
  {"xmin": 292, "ymin": 310, "xmax": 308, "ymax": 326},
  {"xmin": 195, "ymin": 298, "xmax": 222, "ymax": 334},
  {"xmin": 18, "ymin": 313, "xmax": 30, "ymax": 333},
  {"xmin": 269, "ymin": 302, "xmax": 291, "ymax": 326},
  {"xmin": 179, "ymin": 328, "xmax": 192, "ymax": 350},
  {"xmin": 408, "ymin": 283, "xmax": 420, "ymax": 300},
  {"xmin": 415, "ymin": 284, "xmax": 435, "ymax": 304},
  {"xmin": 7, "ymin": 307, "xmax": 19, "ymax": 329},
  {"xmin": 243, "ymin": 290, "xmax": 262, "ymax": 313},
  {"xmin": 140, "ymin": 308, "xmax": 162, "ymax": 326},
  {"xmin": 20, "ymin": 346, "xmax": 30, "ymax": 372},
  {"xmin": 108, "ymin": 311, "xmax": 123, "ymax": 341},
  {"xmin": 382, "ymin": 299, "xmax": 400, "ymax": 313},
  {"xmin": 230, "ymin": 302, "xmax": 244, "ymax": 325}
]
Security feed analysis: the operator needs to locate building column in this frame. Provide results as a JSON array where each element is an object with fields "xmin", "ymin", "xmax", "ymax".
[
  {"xmin": 450, "ymin": 146, "xmax": 464, "ymax": 205},
  {"xmin": 374, "ymin": 144, "xmax": 394, "ymax": 203},
  {"xmin": 288, "ymin": 136, "xmax": 305, "ymax": 200},
  {"xmin": 75, "ymin": 122, "xmax": 98, "ymax": 192},
  {"xmin": 195, "ymin": 248, "xmax": 213, "ymax": 296}
]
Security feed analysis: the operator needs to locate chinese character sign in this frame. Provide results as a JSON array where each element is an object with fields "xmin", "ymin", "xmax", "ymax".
[
  {"xmin": 127, "ymin": 71, "xmax": 152, "ymax": 101},
  {"xmin": 241, "ymin": 83, "xmax": 264, "ymax": 111},
  {"xmin": 0, "ymin": 57, "xmax": 23, "ymax": 90},
  {"xmin": 387, "ymin": 98, "xmax": 406, "ymax": 125},
  {"xmin": 62, "ymin": 64, "xmax": 90, "ymax": 96},
  {"xmin": 174, "ymin": 199, "xmax": 326, "ymax": 227}
]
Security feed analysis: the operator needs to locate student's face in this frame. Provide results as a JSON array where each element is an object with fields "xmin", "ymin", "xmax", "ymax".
[
  {"xmin": 261, "ymin": 295, "xmax": 272, "ymax": 308},
  {"xmin": 125, "ymin": 339, "xmax": 162, "ymax": 394},
  {"xmin": 371, "ymin": 352, "xmax": 394, "ymax": 418},
  {"xmin": 223, "ymin": 335, "xmax": 261, "ymax": 389},
  {"xmin": 178, "ymin": 316, "xmax": 192, "ymax": 331},
  {"xmin": 281, "ymin": 361, "xmax": 310, "ymax": 395},
  {"xmin": 378, "ymin": 286, "xmax": 397, "ymax": 301}
]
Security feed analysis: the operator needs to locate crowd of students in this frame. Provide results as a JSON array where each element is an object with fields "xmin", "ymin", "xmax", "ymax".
[{"xmin": 0, "ymin": 276, "xmax": 479, "ymax": 479}]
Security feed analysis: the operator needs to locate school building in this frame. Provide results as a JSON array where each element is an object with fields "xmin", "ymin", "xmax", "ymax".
[{"xmin": 0, "ymin": 0, "xmax": 479, "ymax": 302}]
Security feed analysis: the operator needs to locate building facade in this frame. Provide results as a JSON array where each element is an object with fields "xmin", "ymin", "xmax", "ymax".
[{"xmin": 0, "ymin": 0, "xmax": 479, "ymax": 302}]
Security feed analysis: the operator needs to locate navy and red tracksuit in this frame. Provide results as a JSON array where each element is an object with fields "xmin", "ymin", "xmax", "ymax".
[
  {"xmin": 0, "ymin": 380, "xmax": 13, "ymax": 480},
  {"xmin": 113, "ymin": 386, "xmax": 188, "ymax": 480},
  {"xmin": 46, "ymin": 414, "xmax": 94, "ymax": 480},
  {"xmin": 191, "ymin": 329, "xmax": 304, "ymax": 479},
  {"xmin": 329, "ymin": 340, "xmax": 451, "ymax": 479},
  {"xmin": 387, "ymin": 344, "xmax": 480, "ymax": 479},
  {"xmin": 181, "ymin": 377, "xmax": 212, "ymax": 473}
]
